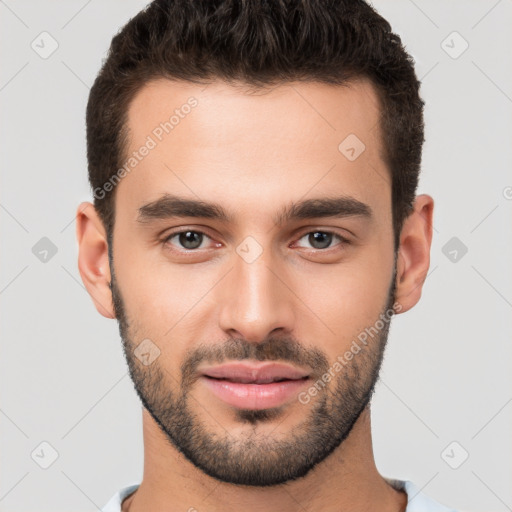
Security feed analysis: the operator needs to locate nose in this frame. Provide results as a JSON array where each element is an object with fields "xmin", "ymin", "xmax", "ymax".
[{"xmin": 218, "ymin": 243, "xmax": 296, "ymax": 343}]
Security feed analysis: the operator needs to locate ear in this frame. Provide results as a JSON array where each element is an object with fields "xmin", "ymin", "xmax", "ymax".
[
  {"xmin": 75, "ymin": 202, "xmax": 115, "ymax": 319},
  {"xmin": 394, "ymin": 194, "xmax": 434, "ymax": 314}
]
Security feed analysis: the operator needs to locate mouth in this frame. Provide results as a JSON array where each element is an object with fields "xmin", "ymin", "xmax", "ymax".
[
  {"xmin": 202, "ymin": 375, "xmax": 307, "ymax": 384},
  {"xmin": 199, "ymin": 361, "xmax": 311, "ymax": 410},
  {"xmin": 200, "ymin": 361, "xmax": 310, "ymax": 382}
]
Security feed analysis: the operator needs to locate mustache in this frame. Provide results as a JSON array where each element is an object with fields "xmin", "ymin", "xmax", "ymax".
[{"xmin": 180, "ymin": 336, "xmax": 330, "ymax": 388}]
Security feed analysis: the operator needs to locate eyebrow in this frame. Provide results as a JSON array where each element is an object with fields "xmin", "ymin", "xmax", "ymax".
[{"xmin": 136, "ymin": 193, "xmax": 373, "ymax": 226}]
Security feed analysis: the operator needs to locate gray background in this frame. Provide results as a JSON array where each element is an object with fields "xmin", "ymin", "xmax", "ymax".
[{"xmin": 1, "ymin": 1, "xmax": 511, "ymax": 510}]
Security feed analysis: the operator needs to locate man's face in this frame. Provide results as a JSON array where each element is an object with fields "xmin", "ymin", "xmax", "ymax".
[{"xmin": 109, "ymin": 78, "xmax": 397, "ymax": 486}]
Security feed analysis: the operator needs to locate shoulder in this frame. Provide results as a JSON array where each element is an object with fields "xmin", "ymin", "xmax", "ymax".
[
  {"xmin": 385, "ymin": 477, "xmax": 461, "ymax": 512},
  {"xmin": 101, "ymin": 483, "xmax": 140, "ymax": 512}
]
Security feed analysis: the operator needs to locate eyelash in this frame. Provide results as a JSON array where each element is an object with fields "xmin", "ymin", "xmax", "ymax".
[{"xmin": 161, "ymin": 228, "xmax": 351, "ymax": 253}]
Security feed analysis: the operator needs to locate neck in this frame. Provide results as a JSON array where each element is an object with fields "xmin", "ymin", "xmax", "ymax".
[{"xmin": 123, "ymin": 406, "xmax": 407, "ymax": 512}]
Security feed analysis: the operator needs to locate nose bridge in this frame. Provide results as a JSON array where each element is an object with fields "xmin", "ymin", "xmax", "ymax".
[{"xmin": 218, "ymin": 236, "xmax": 294, "ymax": 341}]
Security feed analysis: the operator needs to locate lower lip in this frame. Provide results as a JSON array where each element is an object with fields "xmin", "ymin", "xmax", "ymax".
[{"xmin": 200, "ymin": 376, "xmax": 310, "ymax": 410}]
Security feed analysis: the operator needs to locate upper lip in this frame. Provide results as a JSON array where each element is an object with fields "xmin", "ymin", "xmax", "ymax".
[{"xmin": 200, "ymin": 362, "xmax": 310, "ymax": 384}]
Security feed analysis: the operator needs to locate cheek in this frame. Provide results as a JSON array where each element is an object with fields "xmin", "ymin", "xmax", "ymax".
[
  {"xmin": 297, "ymin": 255, "xmax": 394, "ymax": 355},
  {"xmin": 114, "ymin": 247, "xmax": 216, "ymax": 343}
]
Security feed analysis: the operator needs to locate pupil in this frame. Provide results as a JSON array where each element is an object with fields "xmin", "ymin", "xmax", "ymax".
[
  {"xmin": 180, "ymin": 231, "xmax": 202, "ymax": 249},
  {"xmin": 309, "ymin": 232, "xmax": 331, "ymax": 249}
]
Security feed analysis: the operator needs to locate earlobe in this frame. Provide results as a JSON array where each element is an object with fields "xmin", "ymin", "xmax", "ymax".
[
  {"xmin": 393, "ymin": 194, "xmax": 434, "ymax": 314},
  {"xmin": 75, "ymin": 201, "xmax": 116, "ymax": 319}
]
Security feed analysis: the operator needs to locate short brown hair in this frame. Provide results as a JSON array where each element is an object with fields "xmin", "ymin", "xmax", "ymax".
[{"xmin": 86, "ymin": 0, "xmax": 424, "ymax": 252}]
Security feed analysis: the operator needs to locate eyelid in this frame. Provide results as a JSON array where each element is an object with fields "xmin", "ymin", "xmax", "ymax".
[{"xmin": 293, "ymin": 226, "xmax": 352, "ymax": 239}]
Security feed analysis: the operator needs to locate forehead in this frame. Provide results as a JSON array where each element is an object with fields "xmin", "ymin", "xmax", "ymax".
[
  {"xmin": 116, "ymin": 77, "xmax": 389, "ymax": 225},
  {"xmin": 125, "ymin": 77, "xmax": 383, "ymax": 150}
]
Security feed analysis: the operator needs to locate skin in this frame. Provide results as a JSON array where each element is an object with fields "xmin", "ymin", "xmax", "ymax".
[{"xmin": 76, "ymin": 77, "xmax": 433, "ymax": 512}]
